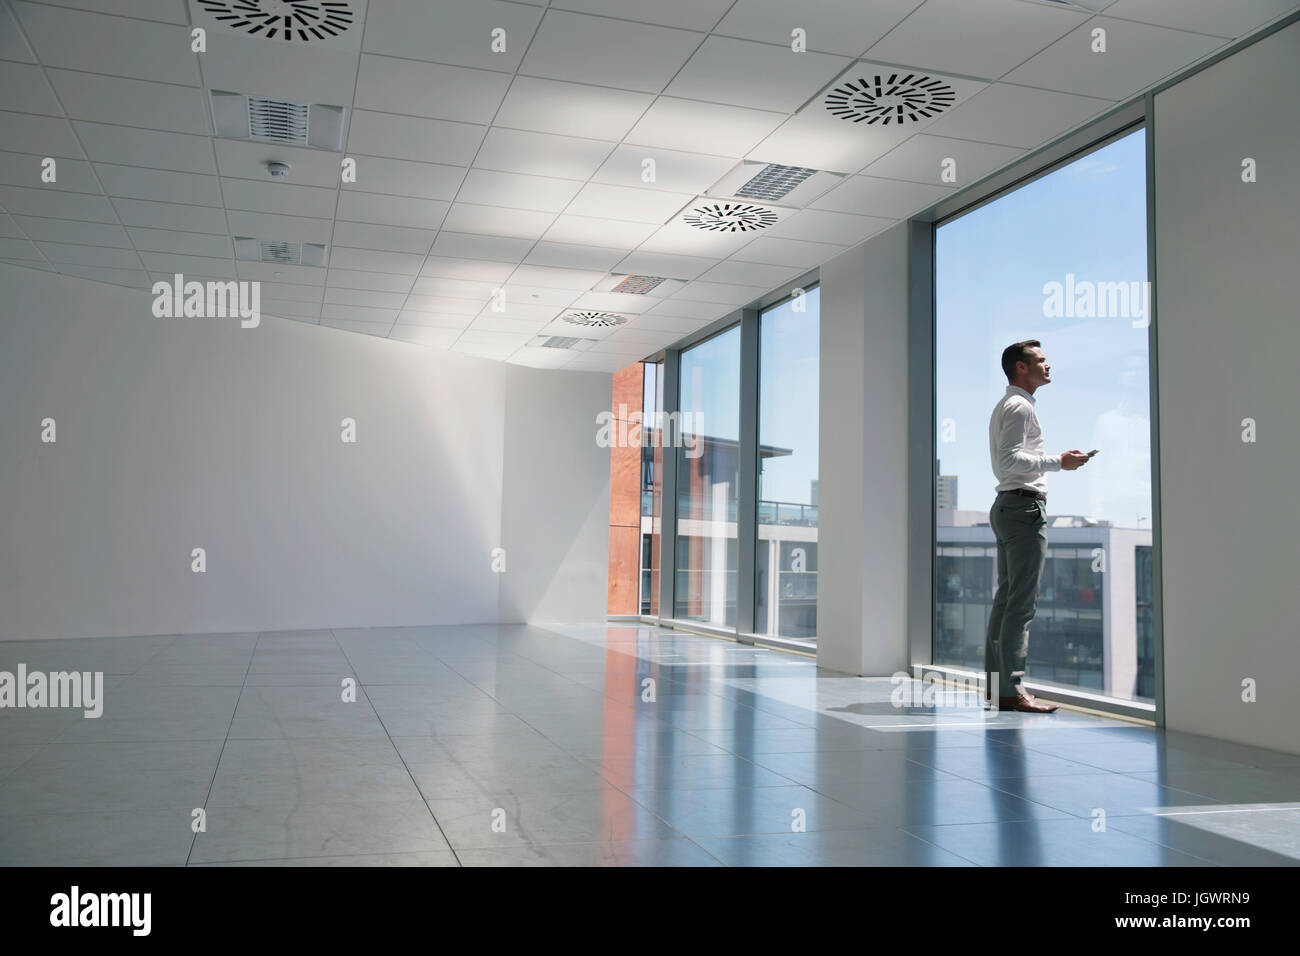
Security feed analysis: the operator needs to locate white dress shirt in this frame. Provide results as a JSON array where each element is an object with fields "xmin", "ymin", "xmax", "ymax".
[{"xmin": 989, "ymin": 385, "xmax": 1061, "ymax": 496}]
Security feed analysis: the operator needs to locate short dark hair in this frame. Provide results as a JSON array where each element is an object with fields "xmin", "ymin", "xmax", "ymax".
[{"xmin": 1001, "ymin": 340, "xmax": 1041, "ymax": 382}]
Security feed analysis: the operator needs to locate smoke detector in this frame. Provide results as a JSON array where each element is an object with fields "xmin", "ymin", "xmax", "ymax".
[
  {"xmin": 529, "ymin": 335, "xmax": 596, "ymax": 351},
  {"xmin": 825, "ymin": 73, "xmax": 957, "ymax": 125},
  {"xmin": 682, "ymin": 202, "xmax": 780, "ymax": 233},
  {"xmin": 234, "ymin": 238, "xmax": 327, "ymax": 266},
  {"xmin": 194, "ymin": 0, "xmax": 356, "ymax": 42},
  {"xmin": 591, "ymin": 274, "xmax": 687, "ymax": 296},
  {"xmin": 266, "ymin": 161, "xmax": 291, "ymax": 178},
  {"xmin": 707, "ymin": 162, "xmax": 843, "ymax": 207},
  {"xmin": 210, "ymin": 91, "xmax": 346, "ymax": 150},
  {"xmin": 562, "ymin": 311, "xmax": 628, "ymax": 329}
]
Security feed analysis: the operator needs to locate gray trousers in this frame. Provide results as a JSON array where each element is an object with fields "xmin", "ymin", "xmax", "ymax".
[{"xmin": 985, "ymin": 490, "xmax": 1048, "ymax": 699}]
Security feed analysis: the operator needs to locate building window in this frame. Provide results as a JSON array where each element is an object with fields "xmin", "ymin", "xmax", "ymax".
[{"xmin": 934, "ymin": 127, "xmax": 1154, "ymax": 703}]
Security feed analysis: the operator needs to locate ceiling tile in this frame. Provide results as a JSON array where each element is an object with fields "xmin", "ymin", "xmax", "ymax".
[
  {"xmin": 0, "ymin": 151, "xmax": 98, "ymax": 193},
  {"xmin": 17, "ymin": 217, "xmax": 133, "ymax": 248},
  {"xmin": 389, "ymin": 325, "xmax": 460, "ymax": 348},
  {"xmin": 126, "ymin": 227, "xmax": 232, "ymax": 257},
  {"xmin": 494, "ymin": 77, "xmax": 654, "ymax": 140},
  {"xmin": 330, "ymin": 220, "xmax": 433, "ymax": 255},
  {"xmin": 565, "ymin": 183, "xmax": 695, "ymax": 224},
  {"xmin": 1002, "ymin": 16, "xmax": 1225, "ymax": 99},
  {"xmin": 810, "ymin": 174, "xmax": 952, "ymax": 218},
  {"xmin": 543, "ymin": 214, "xmax": 659, "ymax": 248},
  {"xmin": 626, "ymin": 98, "xmax": 787, "ymax": 157},
  {"xmin": 220, "ymin": 179, "xmax": 337, "ymax": 218},
  {"xmin": 429, "ymin": 232, "xmax": 534, "ymax": 263},
  {"xmin": 696, "ymin": 260, "xmax": 803, "ymax": 287},
  {"xmin": 766, "ymin": 208, "xmax": 894, "ymax": 245},
  {"xmin": 1103, "ymin": 0, "xmax": 1300, "ymax": 39},
  {"xmin": 550, "ymin": 0, "xmax": 733, "ymax": 32},
  {"xmin": 98, "ymin": 165, "xmax": 224, "ymax": 206},
  {"xmin": 519, "ymin": 10, "xmax": 704, "ymax": 94},
  {"xmin": 494, "ymin": 284, "xmax": 581, "ymax": 307},
  {"xmin": 507, "ymin": 347, "xmax": 575, "ymax": 368},
  {"xmin": 671, "ymin": 280, "xmax": 769, "ymax": 306},
  {"xmin": 591, "ymin": 145, "xmax": 737, "ymax": 195},
  {"xmin": 341, "ymin": 156, "xmax": 465, "ymax": 200},
  {"xmin": 442, "ymin": 203, "xmax": 556, "ymax": 240},
  {"xmin": 403, "ymin": 296, "xmax": 484, "ymax": 316},
  {"xmin": 923, "ymin": 82, "xmax": 1113, "ymax": 148},
  {"xmin": 861, "ymin": 133, "xmax": 1025, "ymax": 187},
  {"xmin": 0, "ymin": 214, "xmax": 25, "ymax": 239},
  {"xmin": 397, "ymin": 309, "xmax": 478, "ymax": 329},
  {"xmin": 0, "ymin": 185, "xmax": 116, "ymax": 222},
  {"xmin": 866, "ymin": 0, "xmax": 1089, "ymax": 78},
  {"xmin": 327, "ymin": 247, "xmax": 425, "ymax": 275},
  {"xmin": 234, "ymin": 261, "xmax": 324, "ymax": 286},
  {"xmin": 324, "ymin": 268, "xmax": 416, "ymax": 293},
  {"xmin": 47, "ymin": 70, "xmax": 210, "ymax": 134},
  {"xmin": 411, "ymin": 276, "xmax": 498, "ymax": 298},
  {"xmin": 355, "ymin": 55, "xmax": 511, "ymax": 124},
  {"xmin": 138, "ymin": 252, "xmax": 236, "ymax": 277},
  {"xmin": 347, "ymin": 110, "xmax": 484, "ymax": 166},
  {"xmin": 729, "ymin": 234, "xmax": 849, "ymax": 267},
  {"xmin": 75, "ymin": 122, "xmax": 216, "ymax": 175},
  {"xmin": 261, "ymin": 298, "xmax": 322, "ymax": 319},
  {"xmin": 226, "ymin": 211, "xmax": 332, "ymax": 244},
  {"xmin": 473, "ymin": 127, "xmax": 614, "ymax": 179},
  {"xmin": 324, "ymin": 287, "xmax": 409, "ymax": 309},
  {"xmin": 568, "ymin": 292, "xmax": 657, "ymax": 314},
  {"xmin": 362, "ymin": 0, "xmax": 543, "ymax": 72},
  {"xmin": 200, "ymin": 31, "xmax": 359, "ymax": 106},
  {"xmin": 501, "ymin": 265, "xmax": 602, "ymax": 292},
  {"xmin": 457, "ymin": 169, "xmax": 583, "ymax": 213},
  {"xmin": 320, "ymin": 304, "xmax": 399, "ymax": 325},
  {"xmin": 14, "ymin": 2, "xmax": 200, "ymax": 85},
  {"xmin": 51, "ymin": 264, "xmax": 148, "ymax": 287},
  {"xmin": 0, "ymin": 111, "xmax": 85, "ymax": 159},
  {"xmin": 666, "ymin": 36, "xmax": 850, "ymax": 112},
  {"xmin": 0, "ymin": 3, "xmax": 36, "ymax": 62},
  {"xmin": 524, "ymin": 241, "xmax": 628, "ymax": 272},
  {"xmin": 247, "ymin": 281, "xmax": 323, "ymax": 303},
  {"xmin": 419, "ymin": 256, "xmax": 516, "ymax": 282},
  {"xmin": 644, "ymin": 297, "xmax": 730, "ymax": 320},
  {"xmin": 111, "ymin": 198, "xmax": 228, "ymax": 233},
  {"xmin": 0, "ymin": 237, "xmax": 42, "ymax": 259},
  {"xmin": 214, "ymin": 140, "xmax": 342, "ymax": 188},
  {"xmin": 0, "ymin": 61, "xmax": 61, "ymax": 114},
  {"xmin": 614, "ymin": 251, "xmax": 719, "ymax": 280},
  {"xmin": 714, "ymin": 0, "xmax": 926, "ymax": 57},
  {"xmin": 335, "ymin": 191, "xmax": 448, "ymax": 230},
  {"xmin": 320, "ymin": 317, "xmax": 396, "ymax": 337},
  {"xmin": 50, "ymin": 1, "xmax": 189, "ymax": 23}
]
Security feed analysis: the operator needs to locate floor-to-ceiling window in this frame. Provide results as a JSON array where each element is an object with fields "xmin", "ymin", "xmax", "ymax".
[
  {"xmin": 756, "ymin": 287, "xmax": 820, "ymax": 641},
  {"xmin": 639, "ymin": 360, "xmax": 663, "ymax": 616},
  {"xmin": 675, "ymin": 327, "xmax": 741, "ymax": 627},
  {"xmin": 935, "ymin": 127, "xmax": 1154, "ymax": 703}
]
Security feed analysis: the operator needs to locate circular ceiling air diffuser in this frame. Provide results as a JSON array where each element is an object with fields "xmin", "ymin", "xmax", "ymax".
[
  {"xmin": 563, "ymin": 312, "xmax": 628, "ymax": 329},
  {"xmin": 197, "ymin": 0, "xmax": 356, "ymax": 42},
  {"xmin": 683, "ymin": 202, "xmax": 779, "ymax": 233},
  {"xmin": 824, "ymin": 74, "xmax": 956, "ymax": 125}
]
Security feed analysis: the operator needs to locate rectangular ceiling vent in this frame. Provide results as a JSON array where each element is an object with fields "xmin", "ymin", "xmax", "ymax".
[
  {"xmin": 592, "ymin": 273, "xmax": 688, "ymax": 296},
  {"xmin": 531, "ymin": 335, "xmax": 596, "ymax": 351},
  {"xmin": 210, "ymin": 91, "xmax": 346, "ymax": 150},
  {"xmin": 234, "ymin": 238, "xmax": 327, "ymax": 267},
  {"xmin": 707, "ymin": 162, "xmax": 844, "ymax": 208}
]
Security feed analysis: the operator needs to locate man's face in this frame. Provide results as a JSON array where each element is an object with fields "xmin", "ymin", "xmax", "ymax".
[{"xmin": 1020, "ymin": 346, "xmax": 1051, "ymax": 388}]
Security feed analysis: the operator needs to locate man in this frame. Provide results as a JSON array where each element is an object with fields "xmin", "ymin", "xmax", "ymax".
[{"xmin": 985, "ymin": 340, "xmax": 1092, "ymax": 714}]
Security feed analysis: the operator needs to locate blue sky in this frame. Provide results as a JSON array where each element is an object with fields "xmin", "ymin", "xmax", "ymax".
[{"xmin": 936, "ymin": 129, "xmax": 1153, "ymax": 528}]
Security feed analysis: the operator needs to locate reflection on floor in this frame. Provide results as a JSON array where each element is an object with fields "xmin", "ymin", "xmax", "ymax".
[{"xmin": 1, "ymin": 623, "xmax": 1298, "ymax": 866}]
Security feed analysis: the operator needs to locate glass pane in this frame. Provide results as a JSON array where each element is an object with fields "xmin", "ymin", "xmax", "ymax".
[
  {"xmin": 756, "ymin": 287, "xmax": 820, "ymax": 641},
  {"xmin": 640, "ymin": 361, "xmax": 663, "ymax": 616},
  {"xmin": 675, "ymin": 327, "xmax": 741, "ymax": 626},
  {"xmin": 935, "ymin": 129, "xmax": 1153, "ymax": 703}
]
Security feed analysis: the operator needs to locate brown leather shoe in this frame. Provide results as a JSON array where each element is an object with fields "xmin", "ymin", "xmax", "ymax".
[{"xmin": 997, "ymin": 695, "xmax": 1059, "ymax": 713}]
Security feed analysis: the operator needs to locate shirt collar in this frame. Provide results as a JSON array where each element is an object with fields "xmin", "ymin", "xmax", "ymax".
[{"xmin": 1006, "ymin": 384, "xmax": 1035, "ymax": 404}]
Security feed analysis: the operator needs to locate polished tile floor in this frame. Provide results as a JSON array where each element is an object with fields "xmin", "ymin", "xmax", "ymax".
[{"xmin": 2, "ymin": 623, "xmax": 1298, "ymax": 866}]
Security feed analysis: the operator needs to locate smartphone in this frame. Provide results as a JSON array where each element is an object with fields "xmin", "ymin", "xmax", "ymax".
[{"xmin": 1086, "ymin": 449, "xmax": 1099, "ymax": 456}]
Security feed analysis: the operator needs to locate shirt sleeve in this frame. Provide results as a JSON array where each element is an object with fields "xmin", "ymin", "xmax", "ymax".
[{"xmin": 996, "ymin": 401, "xmax": 1061, "ymax": 476}]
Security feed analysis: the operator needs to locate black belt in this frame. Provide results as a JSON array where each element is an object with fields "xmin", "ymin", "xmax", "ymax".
[{"xmin": 1003, "ymin": 488, "xmax": 1046, "ymax": 502}]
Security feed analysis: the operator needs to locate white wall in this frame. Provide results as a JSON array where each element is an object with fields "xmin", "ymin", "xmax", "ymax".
[
  {"xmin": 498, "ymin": 363, "xmax": 611, "ymax": 625},
  {"xmin": 1153, "ymin": 22, "xmax": 1300, "ymax": 753},
  {"xmin": 0, "ymin": 263, "xmax": 608, "ymax": 639},
  {"xmin": 817, "ymin": 223, "xmax": 911, "ymax": 676}
]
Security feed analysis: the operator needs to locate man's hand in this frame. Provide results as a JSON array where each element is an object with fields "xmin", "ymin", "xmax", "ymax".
[{"xmin": 1061, "ymin": 449, "xmax": 1091, "ymax": 471}]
